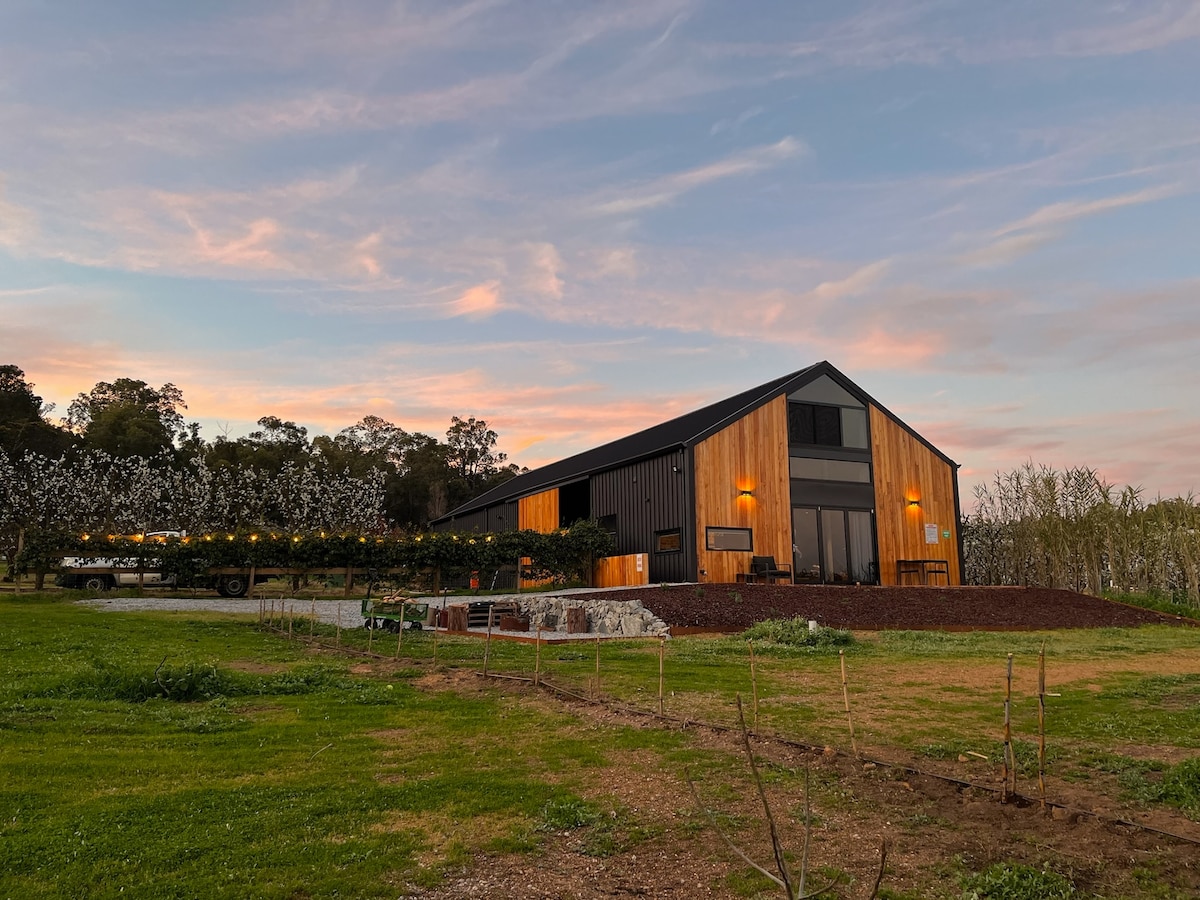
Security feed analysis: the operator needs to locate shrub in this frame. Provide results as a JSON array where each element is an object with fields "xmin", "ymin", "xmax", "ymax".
[
  {"xmin": 961, "ymin": 862, "xmax": 1077, "ymax": 899},
  {"xmin": 741, "ymin": 617, "xmax": 854, "ymax": 649}
]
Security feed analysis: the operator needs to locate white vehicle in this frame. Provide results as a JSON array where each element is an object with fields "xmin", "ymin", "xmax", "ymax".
[{"xmin": 57, "ymin": 531, "xmax": 180, "ymax": 591}]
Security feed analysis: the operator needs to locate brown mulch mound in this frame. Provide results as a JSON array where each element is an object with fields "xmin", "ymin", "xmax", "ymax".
[{"xmin": 583, "ymin": 584, "xmax": 1196, "ymax": 631}]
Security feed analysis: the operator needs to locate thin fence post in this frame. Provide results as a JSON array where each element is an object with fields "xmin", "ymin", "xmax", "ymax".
[
  {"xmin": 310, "ymin": 598, "xmax": 316, "ymax": 639},
  {"xmin": 432, "ymin": 612, "xmax": 439, "ymax": 668},
  {"xmin": 1003, "ymin": 653, "xmax": 1015, "ymax": 800},
  {"xmin": 749, "ymin": 639, "xmax": 759, "ymax": 731},
  {"xmin": 336, "ymin": 603, "xmax": 342, "ymax": 647},
  {"xmin": 288, "ymin": 604, "xmax": 293, "ymax": 640},
  {"xmin": 1038, "ymin": 642, "xmax": 1047, "ymax": 810},
  {"xmin": 535, "ymin": 626, "xmax": 543, "ymax": 687},
  {"xmin": 483, "ymin": 605, "xmax": 494, "ymax": 676},
  {"xmin": 259, "ymin": 595, "xmax": 264, "ymax": 625},
  {"xmin": 367, "ymin": 615, "xmax": 374, "ymax": 653},
  {"xmin": 396, "ymin": 601, "xmax": 406, "ymax": 659},
  {"xmin": 658, "ymin": 637, "xmax": 665, "ymax": 717},
  {"xmin": 594, "ymin": 632, "xmax": 601, "ymax": 700},
  {"xmin": 840, "ymin": 650, "xmax": 858, "ymax": 758},
  {"xmin": 269, "ymin": 599, "xmax": 275, "ymax": 628}
]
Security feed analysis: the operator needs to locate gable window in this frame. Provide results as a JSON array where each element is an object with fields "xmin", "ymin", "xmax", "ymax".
[
  {"xmin": 788, "ymin": 402, "xmax": 869, "ymax": 450},
  {"xmin": 706, "ymin": 526, "xmax": 752, "ymax": 552}
]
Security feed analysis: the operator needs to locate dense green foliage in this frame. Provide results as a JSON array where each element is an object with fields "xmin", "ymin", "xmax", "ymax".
[
  {"xmin": 16, "ymin": 518, "xmax": 614, "ymax": 586},
  {"xmin": 741, "ymin": 617, "xmax": 855, "ymax": 649},
  {"xmin": 960, "ymin": 862, "xmax": 1078, "ymax": 899}
]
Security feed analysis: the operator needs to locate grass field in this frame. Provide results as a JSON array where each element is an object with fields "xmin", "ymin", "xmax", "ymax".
[{"xmin": 2, "ymin": 593, "xmax": 1199, "ymax": 899}]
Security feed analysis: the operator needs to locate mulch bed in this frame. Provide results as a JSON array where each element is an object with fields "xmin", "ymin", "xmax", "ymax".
[{"xmin": 582, "ymin": 584, "xmax": 1198, "ymax": 631}]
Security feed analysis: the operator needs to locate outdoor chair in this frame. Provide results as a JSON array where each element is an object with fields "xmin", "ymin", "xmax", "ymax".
[{"xmin": 750, "ymin": 555, "xmax": 793, "ymax": 584}]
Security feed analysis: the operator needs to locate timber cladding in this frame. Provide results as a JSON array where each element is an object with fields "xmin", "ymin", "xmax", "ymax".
[
  {"xmin": 593, "ymin": 553, "xmax": 650, "ymax": 588},
  {"xmin": 518, "ymin": 489, "xmax": 560, "ymax": 533},
  {"xmin": 693, "ymin": 395, "xmax": 792, "ymax": 583},
  {"xmin": 869, "ymin": 405, "xmax": 961, "ymax": 584}
]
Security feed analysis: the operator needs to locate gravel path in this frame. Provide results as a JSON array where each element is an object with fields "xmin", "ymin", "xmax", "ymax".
[{"xmin": 76, "ymin": 585, "xmax": 663, "ymax": 639}]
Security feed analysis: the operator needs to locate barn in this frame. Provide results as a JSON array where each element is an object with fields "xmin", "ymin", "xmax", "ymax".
[{"xmin": 431, "ymin": 361, "xmax": 963, "ymax": 587}]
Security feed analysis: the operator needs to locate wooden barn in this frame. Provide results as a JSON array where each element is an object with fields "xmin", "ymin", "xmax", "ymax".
[{"xmin": 431, "ymin": 362, "xmax": 963, "ymax": 587}]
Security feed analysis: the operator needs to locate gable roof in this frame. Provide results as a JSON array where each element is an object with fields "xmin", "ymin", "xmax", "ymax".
[{"xmin": 433, "ymin": 360, "xmax": 956, "ymax": 523}]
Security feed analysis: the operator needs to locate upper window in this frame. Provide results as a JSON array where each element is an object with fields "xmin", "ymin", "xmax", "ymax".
[{"xmin": 788, "ymin": 403, "xmax": 869, "ymax": 450}]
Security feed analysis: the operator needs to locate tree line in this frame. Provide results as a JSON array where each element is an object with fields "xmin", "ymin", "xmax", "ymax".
[
  {"xmin": 962, "ymin": 462, "xmax": 1200, "ymax": 606},
  {"xmin": 1, "ymin": 365, "xmax": 526, "ymax": 576}
]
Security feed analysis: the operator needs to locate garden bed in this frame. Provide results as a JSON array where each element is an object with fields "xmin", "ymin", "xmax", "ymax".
[{"xmin": 579, "ymin": 584, "xmax": 1197, "ymax": 631}]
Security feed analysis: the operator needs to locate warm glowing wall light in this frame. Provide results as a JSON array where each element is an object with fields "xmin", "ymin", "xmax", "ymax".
[
  {"xmin": 907, "ymin": 498, "xmax": 920, "ymax": 507},
  {"xmin": 739, "ymin": 489, "xmax": 754, "ymax": 498}
]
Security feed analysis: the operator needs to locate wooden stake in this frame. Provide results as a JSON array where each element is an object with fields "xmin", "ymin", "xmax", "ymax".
[
  {"xmin": 658, "ymin": 637, "xmax": 666, "ymax": 717},
  {"xmin": 749, "ymin": 639, "xmax": 760, "ymax": 732},
  {"xmin": 483, "ymin": 605, "xmax": 494, "ymax": 676},
  {"xmin": 336, "ymin": 604, "xmax": 341, "ymax": 646},
  {"xmin": 395, "ymin": 602, "xmax": 406, "ymax": 660},
  {"xmin": 1003, "ymin": 653, "xmax": 1015, "ymax": 800},
  {"xmin": 367, "ymin": 613, "xmax": 374, "ymax": 653},
  {"xmin": 258, "ymin": 595, "xmax": 264, "ymax": 625},
  {"xmin": 309, "ymin": 598, "xmax": 316, "ymax": 638},
  {"xmin": 535, "ymin": 626, "xmax": 543, "ymax": 686},
  {"xmin": 269, "ymin": 599, "xmax": 275, "ymax": 627},
  {"xmin": 1038, "ymin": 642, "xmax": 1047, "ymax": 810},
  {"xmin": 288, "ymin": 604, "xmax": 293, "ymax": 640},
  {"xmin": 594, "ymin": 632, "xmax": 601, "ymax": 700},
  {"xmin": 840, "ymin": 650, "xmax": 858, "ymax": 758},
  {"xmin": 432, "ymin": 610, "xmax": 439, "ymax": 668}
]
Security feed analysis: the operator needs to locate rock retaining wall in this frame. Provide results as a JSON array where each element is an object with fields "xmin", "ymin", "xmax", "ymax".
[{"xmin": 518, "ymin": 596, "xmax": 670, "ymax": 637}]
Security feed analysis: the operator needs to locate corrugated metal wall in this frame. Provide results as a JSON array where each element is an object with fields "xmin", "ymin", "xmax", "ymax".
[
  {"xmin": 433, "ymin": 499, "xmax": 518, "ymax": 533},
  {"xmin": 590, "ymin": 451, "xmax": 687, "ymax": 583}
]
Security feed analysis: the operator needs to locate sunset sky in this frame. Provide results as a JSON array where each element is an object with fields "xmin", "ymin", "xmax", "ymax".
[{"xmin": 2, "ymin": 1, "xmax": 1199, "ymax": 503}]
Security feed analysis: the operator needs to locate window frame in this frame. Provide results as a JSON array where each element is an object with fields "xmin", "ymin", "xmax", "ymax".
[
  {"xmin": 654, "ymin": 528, "xmax": 682, "ymax": 554},
  {"xmin": 705, "ymin": 526, "xmax": 753, "ymax": 552}
]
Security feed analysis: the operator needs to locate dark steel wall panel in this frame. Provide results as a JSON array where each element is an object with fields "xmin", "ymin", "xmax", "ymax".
[{"xmin": 590, "ymin": 450, "xmax": 687, "ymax": 583}]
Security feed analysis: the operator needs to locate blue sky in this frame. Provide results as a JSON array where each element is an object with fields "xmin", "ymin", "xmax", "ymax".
[{"xmin": 2, "ymin": 1, "xmax": 1199, "ymax": 502}]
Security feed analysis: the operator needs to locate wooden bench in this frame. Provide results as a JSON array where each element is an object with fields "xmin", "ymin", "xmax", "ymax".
[{"xmin": 896, "ymin": 559, "xmax": 950, "ymax": 585}]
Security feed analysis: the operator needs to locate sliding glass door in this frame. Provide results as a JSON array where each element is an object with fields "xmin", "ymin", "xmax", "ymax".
[{"xmin": 792, "ymin": 507, "xmax": 878, "ymax": 585}]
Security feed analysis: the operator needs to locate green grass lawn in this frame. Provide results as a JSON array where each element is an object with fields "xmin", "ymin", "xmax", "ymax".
[{"xmin": 3, "ymin": 594, "xmax": 1199, "ymax": 899}]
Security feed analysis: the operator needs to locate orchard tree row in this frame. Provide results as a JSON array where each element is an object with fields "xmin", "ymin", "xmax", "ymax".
[
  {"xmin": 1, "ymin": 365, "xmax": 527, "ymax": 577},
  {"xmin": 1, "ymin": 365, "xmax": 522, "ymax": 524}
]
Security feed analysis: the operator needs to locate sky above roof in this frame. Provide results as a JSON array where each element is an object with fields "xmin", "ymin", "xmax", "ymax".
[{"xmin": 2, "ymin": 1, "xmax": 1198, "ymax": 504}]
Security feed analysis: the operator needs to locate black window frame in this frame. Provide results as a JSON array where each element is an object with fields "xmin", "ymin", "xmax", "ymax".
[
  {"xmin": 654, "ymin": 528, "xmax": 682, "ymax": 554},
  {"xmin": 705, "ymin": 526, "xmax": 752, "ymax": 552}
]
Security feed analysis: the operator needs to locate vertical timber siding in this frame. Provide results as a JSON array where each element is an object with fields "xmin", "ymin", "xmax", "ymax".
[
  {"xmin": 590, "ymin": 452, "xmax": 687, "ymax": 583},
  {"xmin": 693, "ymin": 396, "xmax": 791, "ymax": 583},
  {"xmin": 518, "ymin": 489, "xmax": 560, "ymax": 534},
  {"xmin": 870, "ymin": 405, "xmax": 961, "ymax": 584}
]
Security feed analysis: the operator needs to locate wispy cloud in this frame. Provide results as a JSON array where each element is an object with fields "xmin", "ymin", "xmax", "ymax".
[{"xmin": 588, "ymin": 137, "xmax": 807, "ymax": 215}]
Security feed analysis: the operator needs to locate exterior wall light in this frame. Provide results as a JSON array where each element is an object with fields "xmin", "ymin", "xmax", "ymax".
[
  {"xmin": 739, "ymin": 489, "xmax": 754, "ymax": 498},
  {"xmin": 907, "ymin": 498, "xmax": 920, "ymax": 507}
]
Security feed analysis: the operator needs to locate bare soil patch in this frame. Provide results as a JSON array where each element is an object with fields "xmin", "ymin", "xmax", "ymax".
[
  {"xmin": 411, "ymin": 672, "xmax": 1200, "ymax": 899},
  {"xmin": 583, "ymin": 584, "xmax": 1195, "ymax": 631}
]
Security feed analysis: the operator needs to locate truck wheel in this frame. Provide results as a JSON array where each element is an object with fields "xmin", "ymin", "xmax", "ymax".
[
  {"xmin": 83, "ymin": 575, "xmax": 110, "ymax": 591},
  {"xmin": 220, "ymin": 575, "xmax": 248, "ymax": 598}
]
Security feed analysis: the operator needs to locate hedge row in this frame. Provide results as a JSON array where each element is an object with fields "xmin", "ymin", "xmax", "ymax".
[{"xmin": 17, "ymin": 519, "xmax": 616, "ymax": 585}]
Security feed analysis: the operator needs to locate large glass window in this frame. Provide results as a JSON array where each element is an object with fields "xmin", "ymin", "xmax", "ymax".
[{"xmin": 706, "ymin": 527, "xmax": 752, "ymax": 551}]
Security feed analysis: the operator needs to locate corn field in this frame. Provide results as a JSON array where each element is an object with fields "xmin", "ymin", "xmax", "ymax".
[{"xmin": 962, "ymin": 463, "xmax": 1200, "ymax": 607}]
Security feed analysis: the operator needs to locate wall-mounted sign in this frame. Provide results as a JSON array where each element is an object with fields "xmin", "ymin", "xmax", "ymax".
[
  {"xmin": 636, "ymin": 554, "xmax": 644, "ymax": 572},
  {"xmin": 924, "ymin": 523, "xmax": 939, "ymax": 544},
  {"xmin": 943, "ymin": 529, "xmax": 951, "ymax": 539}
]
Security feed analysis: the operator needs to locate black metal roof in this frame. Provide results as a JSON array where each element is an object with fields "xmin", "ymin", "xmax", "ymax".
[{"xmin": 433, "ymin": 360, "xmax": 956, "ymax": 524}]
